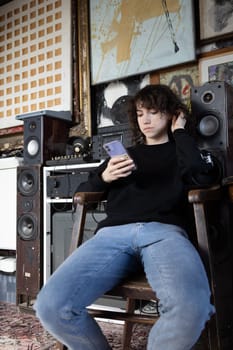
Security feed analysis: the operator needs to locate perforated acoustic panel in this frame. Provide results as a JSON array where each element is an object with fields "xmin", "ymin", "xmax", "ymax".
[{"xmin": 0, "ymin": 0, "xmax": 72, "ymax": 129}]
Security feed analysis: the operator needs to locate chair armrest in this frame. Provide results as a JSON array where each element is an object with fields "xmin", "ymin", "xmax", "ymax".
[
  {"xmin": 222, "ymin": 176, "xmax": 233, "ymax": 186},
  {"xmin": 222, "ymin": 176, "xmax": 233, "ymax": 202},
  {"xmin": 188, "ymin": 185, "xmax": 221, "ymax": 204},
  {"xmin": 74, "ymin": 189, "xmax": 222, "ymax": 205},
  {"xmin": 73, "ymin": 192, "xmax": 105, "ymax": 205}
]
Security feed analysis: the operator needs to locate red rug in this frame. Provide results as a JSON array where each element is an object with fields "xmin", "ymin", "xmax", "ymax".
[
  {"xmin": 0, "ymin": 302, "xmax": 150, "ymax": 349},
  {"xmin": 0, "ymin": 301, "xmax": 211, "ymax": 349}
]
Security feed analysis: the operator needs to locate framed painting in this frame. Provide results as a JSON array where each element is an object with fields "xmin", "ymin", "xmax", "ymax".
[
  {"xmin": 159, "ymin": 63, "xmax": 199, "ymax": 106},
  {"xmin": 199, "ymin": 50, "xmax": 233, "ymax": 85},
  {"xmin": 89, "ymin": 0, "xmax": 196, "ymax": 84},
  {"xmin": 93, "ymin": 74, "xmax": 149, "ymax": 129},
  {"xmin": 199, "ymin": 0, "xmax": 233, "ymax": 42}
]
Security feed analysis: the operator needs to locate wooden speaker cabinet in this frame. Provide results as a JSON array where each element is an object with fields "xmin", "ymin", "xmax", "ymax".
[
  {"xmin": 19, "ymin": 112, "xmax": 71, "ymax": 165},
  {"xmin": 16, "ymin": 165, "xmax": 43, "ymax": 306},
  {"xmin": 191, "ymin": 81, "xmax": 233, "ymax": 178}
]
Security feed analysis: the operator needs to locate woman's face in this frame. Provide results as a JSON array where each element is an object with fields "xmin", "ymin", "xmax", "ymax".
[{"xmin": 136, "ymin": 104, "xmax": 171, "ymax": 145}]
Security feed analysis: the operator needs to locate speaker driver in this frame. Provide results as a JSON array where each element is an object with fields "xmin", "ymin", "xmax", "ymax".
[
  {"xmin": 22, "ymin": 199, "xmax": 33, "ymax": 212},
  {"xmin": 28, "ymin": 120, "xmax": 37, "ymax": 131},
  {"xmin": 18, "ymin": 168, "xmax": 38, "ymax": 196},
  {"xmin": 201, "ymin": 90, "xmax": 215, "ymax": 104},
  {"xmin": 17, "ymin": 213, "xmax": 37, "ymax": 240},
  {"xmin": 26, "ymin": 137, "xmax": 40, "ymax": 157},
  {"xmin": 198, "ymin": 114, "xmax": 220, "ymax": 137}
]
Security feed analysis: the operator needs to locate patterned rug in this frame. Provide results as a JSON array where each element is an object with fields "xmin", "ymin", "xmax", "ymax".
[{"xmin": 0, "ymin": 302, "xmax": 150, "ymax": 349}]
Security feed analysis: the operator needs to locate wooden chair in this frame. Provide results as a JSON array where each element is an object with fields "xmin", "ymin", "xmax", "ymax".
[{"xmin": 57, "ymin": 186, "xmax": 223, "ymax": 350}]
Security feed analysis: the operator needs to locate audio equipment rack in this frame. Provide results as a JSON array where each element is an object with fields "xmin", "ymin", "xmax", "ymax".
[{"xmin": 43, "ymin": 162, "xmax": 101, "ymax": 282}]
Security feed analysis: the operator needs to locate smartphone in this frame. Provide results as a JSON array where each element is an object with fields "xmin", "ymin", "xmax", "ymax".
[
  {"xmin": 103, "ymin": 140, "xmax": 137, "ymax": 170},
  {"xmin": 103, "ymin": 140, "xmax": 128, "ymax": 157}
]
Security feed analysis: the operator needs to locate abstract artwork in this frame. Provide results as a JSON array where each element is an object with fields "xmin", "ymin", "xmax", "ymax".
[
  {"xmin": 90, "ymin": 0, "xmax": 195, "ymax": 84},
  {"xmin": 199, "ymin": 51, "xmax": 233, "ymax": 85},
  {"xmin": 160, "ymin": 64, "xmax": 199, "ymax": 105},
  {"xmin": 94, "ymin": 74, "xmax": 149, "ymax": 128},
  {"xmin": 199, "ymin": 0, "xmax": 233, "ymax": 42}
]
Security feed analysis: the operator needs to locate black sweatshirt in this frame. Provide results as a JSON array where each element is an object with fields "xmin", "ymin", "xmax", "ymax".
[{"xmin": 77, "ymin": 129, "xmax": 216, "ymax": 232}]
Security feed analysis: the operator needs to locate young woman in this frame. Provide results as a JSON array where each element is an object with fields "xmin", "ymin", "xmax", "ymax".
[{"xmin": 34, "ymin": 84, "xmax": 216, "ymax": 350}]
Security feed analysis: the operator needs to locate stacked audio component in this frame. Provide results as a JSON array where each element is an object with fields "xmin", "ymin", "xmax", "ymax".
[
  {"xmin": 43, "ymin": 162, "xmax": 101, "ymax": 282},
  {"xmin": 16, "ymin": 111, "xmax": 71, "ymax": 307}
]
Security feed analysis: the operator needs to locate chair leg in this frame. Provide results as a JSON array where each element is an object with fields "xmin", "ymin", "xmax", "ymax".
[
  {"xmin": 122, "ymin": 298, "xmax": 136, "ymax": 349},
  {"xmin": 206, "ymin": 315, "xmax": 220, "ymax": 350}
]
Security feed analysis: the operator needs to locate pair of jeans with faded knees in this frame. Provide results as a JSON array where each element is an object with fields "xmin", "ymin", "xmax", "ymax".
[{"xmin": 34, "ymin": 222, "xmax": 214, "ymax": 350}]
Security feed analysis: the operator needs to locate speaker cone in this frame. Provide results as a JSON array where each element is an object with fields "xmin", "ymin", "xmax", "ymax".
[
  {"xmin": 17, "ymin": 214, "xmax": 37, "ymax": 240},
  {"xmin": 26, "ymin": 137, "xmax": 40, "ymax": 157},
  {"xmin": 22, "ymin": 199, "xmax": 33, "ymax": 212},
  {"xmin": 18, "ymin": 168, "xmax": 38, "ymax": 196},
  {"xmin": 198, "ymin": 114, "xmax": 220, "ymax": 137}
]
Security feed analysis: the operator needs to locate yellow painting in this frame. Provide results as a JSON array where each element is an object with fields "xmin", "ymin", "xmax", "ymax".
[{"xmin": 90, "ymin": 0, "xmax": 195, "ymax": 84}]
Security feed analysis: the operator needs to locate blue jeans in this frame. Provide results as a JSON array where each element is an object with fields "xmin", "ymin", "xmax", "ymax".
[{"xmin": 34, "ymin": 222, "xmax": 214, "ymax": 350}]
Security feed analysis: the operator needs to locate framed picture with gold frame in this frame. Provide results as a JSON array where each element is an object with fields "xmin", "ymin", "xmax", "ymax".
[
  {"xmin": 89, "ymin": 0, "xmax": 196, "ymax": 85},
  {"xmin": 199, "ymin": 50, "xmax": 233, "ymax": 85}
]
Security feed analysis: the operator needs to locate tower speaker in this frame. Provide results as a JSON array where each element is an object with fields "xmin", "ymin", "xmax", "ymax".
[
  {"xmin": 191, "ymin": 81, "xmax": 233, "ymax": 178},
  {"xmin": 16, "ymin": 165, "xmax": 43, "ymax": 304},
  {"xmin": 22, "ymin": 114, "xmax": 70, "ymax": 165},
  {"xmin": 192, "ymin": 82, "xmax": 233, "ymax": 347}
]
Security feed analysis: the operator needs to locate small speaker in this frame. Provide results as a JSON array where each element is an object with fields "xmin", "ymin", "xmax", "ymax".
[
  {"xmin": 191, "ymin": 81, "xmax": 233, "ymax": 178},
  {"xmin": 22, "ymin": 114, "xmax": 70, "ymax": 165},
  {"xmin": 16, "ymin": 165, "xmax": 43, "ymax": 303}
]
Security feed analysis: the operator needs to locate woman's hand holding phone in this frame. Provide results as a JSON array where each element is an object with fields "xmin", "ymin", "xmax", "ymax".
[
  {"xmin": 102, "ymin": 156, "xmax": 135, "ymax": 183},
  {"xmin": 102, "ymin": 141, "xmax": 136, "ymax": 183}
]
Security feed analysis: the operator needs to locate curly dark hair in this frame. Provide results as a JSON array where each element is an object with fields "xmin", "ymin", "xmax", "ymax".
[{"xmin": 128, "ymin": 84, "xmax": 190, "ymax": 144}]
